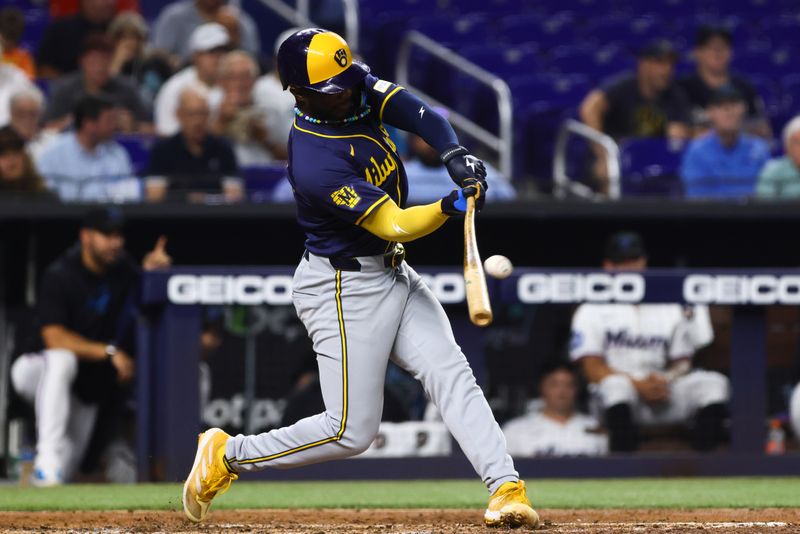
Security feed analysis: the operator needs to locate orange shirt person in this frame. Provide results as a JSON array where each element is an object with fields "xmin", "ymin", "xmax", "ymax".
[{"xmin": 0, "ymin": 7, "xmax": 36, "ymax": 79}]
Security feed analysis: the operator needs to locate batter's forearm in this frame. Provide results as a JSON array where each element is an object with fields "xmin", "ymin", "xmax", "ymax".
[
  {"xmin": 360, "ymin": 197, "xmax": 448, "ymax": 242},
  {"xmin": 41, "ymin": 325, "xmax": 108, "ymax": 361}
]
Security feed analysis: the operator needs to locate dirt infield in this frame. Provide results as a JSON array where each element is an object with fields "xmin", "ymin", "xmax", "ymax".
[{"xmin": 1, "ymin": 508, "xmax": 799, "ymax": 533}]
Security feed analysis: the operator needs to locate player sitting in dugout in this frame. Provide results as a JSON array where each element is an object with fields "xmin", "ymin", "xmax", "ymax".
[
  {"xmin": 569, "ymin": 231, "xmax": 729, "ymax": 452},
  {"xmin": 10, "ymin": 208, "xmax": 171, "ymax": 485}
]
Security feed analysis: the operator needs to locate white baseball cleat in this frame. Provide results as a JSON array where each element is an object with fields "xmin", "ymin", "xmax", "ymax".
[{"xmin": 182, "ymin": 428, "xmax": 238, "ymax": 522}]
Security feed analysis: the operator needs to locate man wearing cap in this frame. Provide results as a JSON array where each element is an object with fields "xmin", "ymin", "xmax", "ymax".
[
  {"xmin": 678, "ymin": 26, "xmax": 771, "ymax": 138},
  {"xmin": 569, "ymin": 231, "xmax": 728, "ymax": 453},
  {"xmin": 9, "ymin": 208, "xmax": 171, "ymax": 485},
  {"xmin": 680, "ymin": 84, "xmax": 771, "ymax": 198},
  {"xmin": 579, "ymin": 39, "xmax": 691, "ymax": 191},
  {"xmin": 151, "ymin": 0, "xmax": 259, "ymax": 64},
  {"xmin": 153, "ymin": 22, "xmax": 227, "ymax": 136}
]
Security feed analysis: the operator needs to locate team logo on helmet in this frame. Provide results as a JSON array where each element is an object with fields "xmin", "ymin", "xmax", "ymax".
[{"xmin": 334, "ymin": 48, "xmax": 348, "ymax": 67}]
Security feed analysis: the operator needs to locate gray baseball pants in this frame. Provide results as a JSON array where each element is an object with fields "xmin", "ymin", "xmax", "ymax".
[{"xmin": 226, "ymin": 251, "xmax": 518, "ymax": 493}]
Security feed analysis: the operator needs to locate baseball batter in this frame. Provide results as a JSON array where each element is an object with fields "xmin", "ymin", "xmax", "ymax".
[
  {"xmin": 570, "ymin": 232, "xmax": 730, "ymax": 452},
  {"xmin": 183, "ymin": 29, "xmax": 538, "ymax": 529}
]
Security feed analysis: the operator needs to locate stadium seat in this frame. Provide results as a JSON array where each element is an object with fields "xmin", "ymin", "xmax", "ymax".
[
  {"xmin": 495, "ymin": 12, "xmax": 577, "ymax": 47},
  {"xmin": 242, "ymin": 165, "xmax": 288, "ymax": 203},
  {"xmin": 619, "ymin": 137, "xmax": 685, "ymax": 197},
  {"xmin": 547, "ymin": 45, "xmax": 632, "ymax": 77},
  {"xmin": 457, "ymin": 43, "xmax": 542, "ymax": 78},
  {"xmin": 583, "ymin": 15, "xmax": 663, "ymax": 49},
  {"xmin": 407, "ymin": 13, "xmax": 490, "ymax": 47},
  {"xmin": 115, "ymin": 134, "xmax": 156, "ymax": 176},
  {"xmin": 20, "ymin": 8, "xmax": 48, "ymax": 53}
]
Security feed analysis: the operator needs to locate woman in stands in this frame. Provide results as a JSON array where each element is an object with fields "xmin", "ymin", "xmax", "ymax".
[{"xmin": 0, "ymin": 126, "xmax": 47, "ymax": 194}]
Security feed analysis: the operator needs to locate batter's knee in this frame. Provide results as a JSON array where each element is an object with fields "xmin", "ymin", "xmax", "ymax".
[
  {"xmin": 337, "ymin": 421, "xmax": 380, "ymax": 456},
  {"xmin": 597, "ymin": 374, "xmax": 637, "ymax": 408},
  {"xmin": 43, "ymin": 349, "xmax": 79, "ymax": 382}
]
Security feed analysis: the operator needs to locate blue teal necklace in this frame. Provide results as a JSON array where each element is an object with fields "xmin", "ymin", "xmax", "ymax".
[{"xmin": 294, "ymin": 105, "xmax": 372, "ymax": 125}]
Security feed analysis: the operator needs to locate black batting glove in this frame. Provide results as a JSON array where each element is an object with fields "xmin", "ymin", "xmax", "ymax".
[
  {"xmin": 440, "ymin": 144, "xmax": 488, "ymax": 189},
  {"xmin": 440, "ymin": 179, "xmax": 486, "ymax": 216}
]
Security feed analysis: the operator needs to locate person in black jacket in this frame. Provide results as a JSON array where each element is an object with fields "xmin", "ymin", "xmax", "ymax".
[
  {"xmin": 9, "ymin": 207, "xmax": 171, "ymax": 485},
  {"xmin": 144, "ymin": 85, "xmax": 242, "ymax": 203}
]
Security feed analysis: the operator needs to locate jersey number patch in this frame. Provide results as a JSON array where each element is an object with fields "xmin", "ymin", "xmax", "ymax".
[{"xmin": 331, "ymin": 185, "xmax": 362, "ymax": 208}]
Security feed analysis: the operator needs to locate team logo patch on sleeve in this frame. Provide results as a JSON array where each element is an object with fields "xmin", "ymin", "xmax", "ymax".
[
  {"xmin": 373, "ymin": 79, "xmax": 392, "ymax": 93},
  {"xmin": 331, "ymin": 185, "xmax": 362, "ymax": 208}
]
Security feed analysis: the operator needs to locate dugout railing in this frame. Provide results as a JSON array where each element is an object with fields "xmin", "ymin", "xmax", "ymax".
[{"xmin": 136, "ymin": 266, "xmax": 800, "ymax": 482}]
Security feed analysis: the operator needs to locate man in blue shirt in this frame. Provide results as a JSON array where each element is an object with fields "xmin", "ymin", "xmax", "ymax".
[
  {"xmin": 680, "ymin": 85, "xmax": 771, "ymax": 198},
  {"xmin": 36, "ymin": 95, "xmax": 137, "ymax": 202}
]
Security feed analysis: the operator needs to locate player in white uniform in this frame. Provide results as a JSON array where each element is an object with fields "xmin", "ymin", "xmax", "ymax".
[
  {"xmin": 790, "ymin": 382, "xmax": 800, "ymax": 442},
  {"xmin": 502, "ymin": 365, "xmax": 608, "ymax": 457},
  {"xmin": 570, "ymin": 232, "xmax": 729, "ymax": 452}
]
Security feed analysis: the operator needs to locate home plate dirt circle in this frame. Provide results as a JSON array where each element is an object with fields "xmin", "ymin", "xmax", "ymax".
[{"xmin": 0, "ymin": 508, "xmax": 798, "ymax": 533}]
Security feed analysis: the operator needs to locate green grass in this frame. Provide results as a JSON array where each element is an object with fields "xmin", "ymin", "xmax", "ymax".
[{"xmin": 1, "ymin": 478, "xmax": 799, "ymax": 511}]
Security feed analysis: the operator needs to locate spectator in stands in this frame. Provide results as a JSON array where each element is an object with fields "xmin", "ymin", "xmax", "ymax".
[
  {"xmin": 502, "ymin": 364, "xmax": 608, "ymax": 457},
  {"xmin": 150, "ymin": 0, "xmax": 259, "ymax": 65},
  {"xmin": 680, "ymin": 85, "xmax": 770, "ymax": 199},
  {"xmin": 0, "ymin": 60, "xmax": 34, "ymax": 127},
  {"xmin": 213, "ymin": 51, "xmax": 287, "ymax": 165},
  {"xmin": 579, "ymin": 39, "xmax": 690, "ymax": 192},
  {"xmin": 37, "ymin": 0, "xmax": 116, "ymax": 78},
  {"xmin": 570, "ymin": 232, "xmax": 727, "ymax": 453},
  {"xmin": 49, "ymin": 0, "xmax": 138, "ymax": 19},
  {"xmin": 7, "ymin": 87, "xmax": 58, "ymax": 160},
  {"xmin": 154, "ymin": 22, "xmax": 227, "ymax": 136},
  {"xmin": 679, "ymin": 26, "xmax": 771, "ymax": 139},
  {"xmin": 107, "ymin": 12, "xmax": 174, "ymax": 112},
  {"xmin": 757, "ymin": 116, "xmax": 800, "ymax": 198},
  {"xmin": 252, "ymin": 28, "xmax": 300, "ymax": 157},
  {"xmin": 0, "ymin": 7, "xmax": 35, "ymax": 79},
  {"xmin": 146, "ymin": 86, "xmax": 240, "ymax": 202},
  {"xmin": 10, "ymin": 207, "xmax": 171, "ymax": 485},
  {"xmin": 37, "ymin": 94, "xmax": 138, "ymax": 202},
  {"xmin": 0, "ymin": 126, "xmax": 47, "ymax": 194},
  {"xmin": 43, "ymin": 35, "xmax": 150, "ymax": 133}
]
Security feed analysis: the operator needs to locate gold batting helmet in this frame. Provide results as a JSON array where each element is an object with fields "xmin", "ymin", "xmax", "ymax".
[{"xmin": 276, "ymin": 28, "xmax": 370, "ymax": 94}]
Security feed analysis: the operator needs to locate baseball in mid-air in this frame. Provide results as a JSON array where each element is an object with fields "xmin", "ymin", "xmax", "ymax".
[{"xmin": 484, "ymin": 255, "xmax": 514, "ymax": 279}]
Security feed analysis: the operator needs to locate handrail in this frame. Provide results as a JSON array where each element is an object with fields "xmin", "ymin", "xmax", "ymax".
[
  {"xmin": 396, "ymin": 31, "xmax": 514, "ymax": 180},
  {"xmin": 255, "ymin": 0, "xmax": 313, "ymax": 27},
  {"xmin": 553, "ymin": 118, "xmax": 621, "ymax": 200},
  {"xmin": 295, "ymin": 0, "xmax": 359, "ymax": 49}
]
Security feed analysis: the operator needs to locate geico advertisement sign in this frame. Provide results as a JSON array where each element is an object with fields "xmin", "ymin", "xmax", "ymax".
[
  {"xmin": 168, "ymin": 275, "xmax": 294, "ymax": 305},
  {"xmin": 517, "ymin": 273, "xmax": 645, "ymax": 303},
  {"xmin": 167, "ymin": 273, "xmax": 466, "ymax": 304},
  {"xmin": 167, "ymin": 273, "xmax": 800, "ymax": 305},
  {"xmin": 683, "ymin": 275, "xmax": 800, "ymax": 304}
]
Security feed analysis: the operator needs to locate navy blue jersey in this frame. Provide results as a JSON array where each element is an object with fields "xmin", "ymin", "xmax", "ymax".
[{"xmin": 288, "ymin": 74, "xmax": 409, "ymax": 257}]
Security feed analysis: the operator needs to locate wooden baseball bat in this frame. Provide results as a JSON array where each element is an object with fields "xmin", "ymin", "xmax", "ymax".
[{"xmin": 464, "ymin": 195, "xmax": 493, "ymax": 327}]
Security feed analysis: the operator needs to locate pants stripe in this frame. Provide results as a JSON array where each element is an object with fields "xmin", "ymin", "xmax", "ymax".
[{"xmin": 236, "ymin": 270, "xmax": 349, "ymax": 465}]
